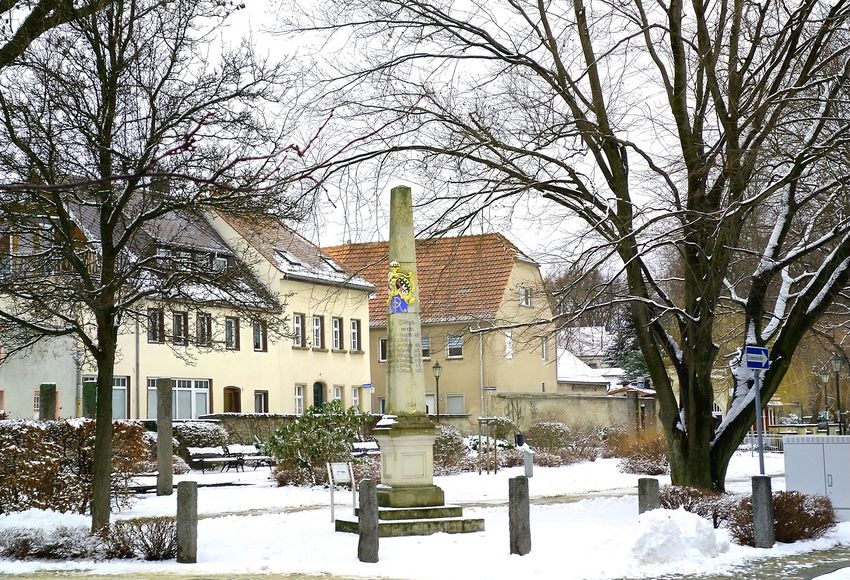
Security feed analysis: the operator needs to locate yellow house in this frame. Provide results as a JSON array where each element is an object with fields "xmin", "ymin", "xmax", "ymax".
[
  {"xmin": 325, "ymin": 233, "xmax": 557, "ymax": 433},
  {"xmin": 76, "ymin": 211, "xmax": 374, "ymax": 420}
]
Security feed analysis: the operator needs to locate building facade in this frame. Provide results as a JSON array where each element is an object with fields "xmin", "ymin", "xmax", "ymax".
[{"xmin": 325, "ymin": 233, "xmax": 557, "ymax": 433}]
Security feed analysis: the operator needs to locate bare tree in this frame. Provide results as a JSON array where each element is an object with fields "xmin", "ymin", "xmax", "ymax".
[
  {"xmin": 0, "ymin": 0, "xmax": 115, "ymax": 70},
  {"xmin": 0, "ymin": 0, "xmax": 320, "ymax": 530},
  {"xmin": 281, "ymin": 0, "xmax": 850, "ymax": 490}
]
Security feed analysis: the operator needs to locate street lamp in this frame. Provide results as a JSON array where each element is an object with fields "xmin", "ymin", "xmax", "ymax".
[
  {"xmin": 432, "ymin": 360, "xmax": 442, "ymax": 423},
  {"xmin": 820, "ymin": 369, "xmax": 830, "ymax": 425},
  {"xmin": 832, "ymin": 354, "xmax": 844, "ymax": 435}
]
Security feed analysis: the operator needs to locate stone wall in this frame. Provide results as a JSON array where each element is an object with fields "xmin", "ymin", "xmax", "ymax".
[
  {"xmin": 483, "ymin": 392, "xmax": 658, "ymax": 434},
  {"xmin": 198, "ymin": 413, "xmax": 295, "ymax": 444}
]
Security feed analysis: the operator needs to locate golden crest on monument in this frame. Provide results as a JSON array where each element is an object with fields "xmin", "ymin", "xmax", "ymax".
[{"xmin": 387, "ymin": 260, "xmax": 416, "ymax": 314}]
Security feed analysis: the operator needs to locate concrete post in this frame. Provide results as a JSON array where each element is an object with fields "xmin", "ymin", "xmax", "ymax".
[
  {"xmin": 752, "ymin": 475, "xmax": 775, "ymax": 548},
  {"xmin": 39, "ymin": 383, "xmax": 57, "ymax": 419},
  {"xmin": 509, "ymin": 476, "xmax": 531, "ymax": 555},
  {"xmin": 176, "ymin": 481, "xmax": 198, "ymax": 563},
  {"xmin": 358, "ymin": 480, "xmax": 379, "ymax": 563},
  {"xmin": 638, "ymin": 478, "xmax": 660, "ymax": 514},
  {"xmin": 523, "ymin": 449, "xmax": 534, "ymax": 478},
  {"xmin": 82, "ymin": 380, "xmax": 97, "ymax": 418},
  {"xmin": 156, "ymin": 377, "xmax": 174, "ymax": 496}
]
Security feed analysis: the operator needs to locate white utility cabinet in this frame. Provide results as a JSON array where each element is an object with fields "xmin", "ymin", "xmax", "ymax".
[{"xmin": 784, "ymin": 435, "xmax": 850, "ymax": 521}]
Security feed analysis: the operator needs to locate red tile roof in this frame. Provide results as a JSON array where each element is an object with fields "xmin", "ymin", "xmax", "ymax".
[{"xmin": 324, "ymin": 233, "xmax": 533, "ymax": 327}]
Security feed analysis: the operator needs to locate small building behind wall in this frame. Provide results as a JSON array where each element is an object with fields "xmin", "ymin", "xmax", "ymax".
[{"xmin": 0, "ymin": 336, "xmax": 79, "ymax": 419}]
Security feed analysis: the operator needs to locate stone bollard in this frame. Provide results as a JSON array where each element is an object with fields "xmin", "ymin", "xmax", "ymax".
[
  {"xmin": 156, "ymin": 378, "xmax": 174, "ymax": 496},
  {"xmin": 176, "ymin": 481, "xmax": 198, "ymax": 564},
  {"xmin": 752, "ymin": 475, "xmax": 775, "ymax": 548},
  {"xmin": 638, "ymin": 478, "xmax": 660, "ymax": 514},
  {"xmin": 509, "ymin": 475, "xmax": 531, "ymax": 555},
  {"xmin": 358, "ymin": 480, "xmax": 379, "ymax": 563},
  {"xmin": 39, "ymin": 383, "xmax": 57, "ymax": 419}
]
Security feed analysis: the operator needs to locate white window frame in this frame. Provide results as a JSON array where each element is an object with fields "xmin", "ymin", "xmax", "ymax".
[
  {"xmin": 173, "ymin": 311, "xmax": 188, "ymax": 346},
  {"xmin": 196, "ymin": 312, "xmax": 212, "ymax": 346},
  {"xmin": 147, "ymin": 377, "xmax": 209, "ymax": 420},
  {"xmin": 332, "ymin": 317, "xmax": 343, "ymax": 350},
  {"xmin": 254, "ymin": 390, "xmax": 269, "ymax": 413},
  {"xmin": 519, "ymin": 285, "xmax": 532, "ymax": 307},
  {"xmin": 253, "ymin": 320, "xmax": 267, "ymax": 352},
  {"xmin": 350, "ymin": 319, "xmax": 361, "ymax": 352},
  {"xmin": 333, "ymin": 384, "xmax": 343, "ymax": 403},
  {"xmin": 421, "ymin": 335, "xmax": 431, "ymax": 360},
  {"xmin": 312, "ymin": 315, "xmax": 324, "ymax": 349},
  {"xmin": 32, "ymin": 390, "xmax": 40, "ymax": 419},
  {"xmin": 295, "ymin": 384, "xmax": 305, "ymax": 415},
  {"xmin": 292, "ymin": 313, "xmax": 305, "ymax": 347},
  {"xmin": 446, "ymin": 334, "xmax": 463, "ymax": 359},
  {"xmin": 225, "ymin": 317, "xmax": 239, "ymax": 350},
  {"xmin": 505, "ymin": 330, "xmax": 513, "ymax": 359},
  {"xmin": 378, "ymin": 337, "xmax": 388, "ymax": 362},
  {"xmin": 351, "ymin": 386, "xmax": 360, "ymax": 410},
  {"xmin": 84, "ymin": 374, "xmax": 129, "ymax": 420}
]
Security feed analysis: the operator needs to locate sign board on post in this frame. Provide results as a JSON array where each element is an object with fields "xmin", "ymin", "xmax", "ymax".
[
  {"xmin": 744, "ymin": 345, "xmax": 770, "ymax": 476},
  {"xmin": 744, "ymin": 346, "xmax": 770, "ymax": 369},
  {"xmin": 327, "ymin": 462, "xmax": 356, "ymax": 522}
]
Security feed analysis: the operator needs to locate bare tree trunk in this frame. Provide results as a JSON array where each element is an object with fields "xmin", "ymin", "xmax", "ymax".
[{"xmin": 91, "ymin": 319, "xmax": 117, "ymax": 532}]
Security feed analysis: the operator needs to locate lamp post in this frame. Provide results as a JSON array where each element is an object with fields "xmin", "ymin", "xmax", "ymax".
[
  {"xmin": 819, "ymin": 369, "xmax": 830, "ymax": 425},
  {"xmin": 432, "ymin": 361, "xmax": 442, "ymax": 423},
  {"xmin": 833, "ymin": 354, "xmax": 844, "ymax": 436}
]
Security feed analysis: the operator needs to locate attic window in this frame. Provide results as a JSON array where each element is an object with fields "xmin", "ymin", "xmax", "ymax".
[
  {"xmin": 212, "ymin": 256, "xmax": 228, "ymax": 271},
  {"xmin": 276, "ymin": 249, "xmax": 302, "ymax": 267},
  {"xmin": 519, "ymin": 285, "xmax": 532, "ymax": 307},
  {"xmin": 321, "ymin": 256, "xmax": 345, "ymax": 273}
]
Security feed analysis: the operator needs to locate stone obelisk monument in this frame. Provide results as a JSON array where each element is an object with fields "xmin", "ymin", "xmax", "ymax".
[{"xmin": 373, "ymin": 185, "xmax": 444, "ymax": 508}]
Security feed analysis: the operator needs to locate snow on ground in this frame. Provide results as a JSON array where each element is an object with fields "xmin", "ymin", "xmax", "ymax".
[{"xmin": 1, "ymin": 452, "xmax": 848, "ymax": 579}]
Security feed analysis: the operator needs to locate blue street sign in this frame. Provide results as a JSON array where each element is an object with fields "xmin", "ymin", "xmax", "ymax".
[{"xmin": 744, "ymin": 345, "xmax": 770, "ymax": 370}]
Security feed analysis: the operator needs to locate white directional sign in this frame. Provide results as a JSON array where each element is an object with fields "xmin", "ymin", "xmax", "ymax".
[{"xmin": 744, "ymin": 345, "xmax": 770, "ymax": 370}]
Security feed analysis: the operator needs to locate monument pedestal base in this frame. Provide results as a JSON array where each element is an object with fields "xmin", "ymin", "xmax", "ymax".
[
  {"xmin": 377, "ymin": 484, "xmax": 444, "ymax": 508},
  {"xmin": 339, "ymin": 415, "xmax": 484, "ymax": 537}
]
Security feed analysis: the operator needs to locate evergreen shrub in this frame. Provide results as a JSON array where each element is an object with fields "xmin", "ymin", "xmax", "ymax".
[
  {"xmin": 172, "ymin": 421, "xmax": 228, "ymax": 450},
  {"xmin": 265, "ymin": 400, "xmax": 370, "ymax": 485},
  {"xmin": 433, "ymin": 424, "xmax": 466, "ymax": 469}
]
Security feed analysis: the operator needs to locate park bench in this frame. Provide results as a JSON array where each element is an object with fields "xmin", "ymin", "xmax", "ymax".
[
  {"xmin": 186, "ymin": 444, "xmax": 274, "ymax": 473},
  {"xmin": 352, "ymin": 440, "xmax": 380, "ymax": 457}
]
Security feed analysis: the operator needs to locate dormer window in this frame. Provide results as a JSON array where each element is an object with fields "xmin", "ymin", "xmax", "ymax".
[
  {"xmin": 212, "ymin": 256, "xmax": 228, "ymax": 271},
  {"xmin": 276, "ymin": 249, "xmax": 302, "ymax": 267},
  {"xmin": 322, "ymin": 256, "xmax": 345, "ymax": 273}
]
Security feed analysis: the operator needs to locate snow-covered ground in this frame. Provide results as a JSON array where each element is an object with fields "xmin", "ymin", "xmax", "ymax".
[{"xmin": 2, "ymin": 452, "xmax": 849, "ymax": 579}]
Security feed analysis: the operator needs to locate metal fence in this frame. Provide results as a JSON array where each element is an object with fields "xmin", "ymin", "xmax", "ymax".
[{"xmin": 739, "ymin": 433, "xmax": 784, "ymax": 454}]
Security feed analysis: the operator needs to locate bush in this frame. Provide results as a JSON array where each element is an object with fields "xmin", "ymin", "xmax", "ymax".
[
  {"xmin": 612, "ymin": 432, "xmax": 668, "ymax": 475},
  {"xmin": 107, "ymin": 517, "xmax": 177, "ymax": 560},
  {"xmin": 727, "ymin": 491, "xmax": 836, "ymax": 546},
  {"xmin": 0, "ymin": 526, "xmax": 101, "ymax": 560},
  {"xmin": 0, "ymin": 419, "xmax": 148, "ymax": 515},
  {"xmin": 434, "ymin": 424, "xmax": 466, "ymax": 469},
  {"xmin": 524, "ymin": 421, "xmax": 570, "ymax": 453},
  {"xmin": 172, "ymin": 421, "xmax": 228, "ymax": 450},
  {"xmin": 264, "ymin": 400, "xmax": 371, "ymax": 483},
  {"xmin": 660, "ymin": 485, "xmax": 735, "ymax": 528},
  {"xmin": 272, "ymin": 465, "xmax": 327, "ymax": 487}
]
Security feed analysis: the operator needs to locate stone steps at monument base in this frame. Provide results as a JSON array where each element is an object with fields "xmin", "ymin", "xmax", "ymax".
[
  {"xmin": 335, "ymin": 515, "xmax": 485, "ymax": 537},
  {"xmin": 354, "ymin": 504, "xmax": 463, "ymax": 520}
]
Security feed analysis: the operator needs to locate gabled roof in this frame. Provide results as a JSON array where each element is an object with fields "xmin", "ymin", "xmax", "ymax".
[
  {"xmin": 324, "ymin": 233, "xmax": 535, "ymax": 327},
  {"xmin": 216, "ymin": 212, "xmax": 374, "ymax": 292}
]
